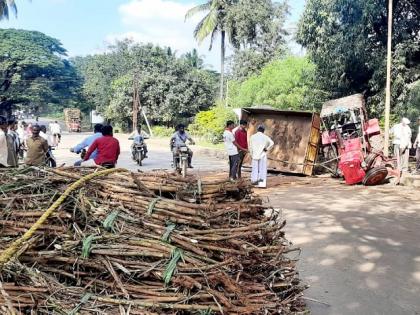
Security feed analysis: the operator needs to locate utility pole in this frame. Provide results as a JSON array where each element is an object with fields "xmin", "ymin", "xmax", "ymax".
[
  {"xmin": 384, "ymin": 0, "xmax": 393, "ymax": 156},
  {"xmin": 132, "ymin": 74, "xmax": 140, "ymax": 132}
]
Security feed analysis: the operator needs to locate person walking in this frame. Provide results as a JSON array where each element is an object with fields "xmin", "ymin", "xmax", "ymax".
[
  {"xmin": 223, "ymin": 120, "xmax": 240, "ymax": 181},
  {"xmin": 249, "ymin": 125, "xmax": 274, "ymax": 188},
  {"xmin": 390, "ymin": 117, "xmax": 412, "ymax": 172},
  {"xmin": 49, "ymin": 121, "xmax": 62, "ymax": 146},
  {"xmin": 234, "ymin": 120, "xmax": 248, "ymax": 178},
  {"xmin": 25, "ymin": 125, "xmax": 49, "ymax": 166},
  {"xmin": 82, "ymin": 125, "xmax": 120, "ymax": 167}
]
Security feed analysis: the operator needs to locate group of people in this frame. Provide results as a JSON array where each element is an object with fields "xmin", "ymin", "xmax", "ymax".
[
  {"xmin": 391, "ymin": 117, "xmax": 420, "ymax": 174},
  {"xmin": 223, "ymin": 120, "xmax": 274, "ymax": 187}
]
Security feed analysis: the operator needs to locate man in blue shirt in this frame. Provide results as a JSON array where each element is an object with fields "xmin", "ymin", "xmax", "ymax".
[
  {"xmin": 131, "ymin": 126, "xmax": 148, "ymax": 159},
  {"xmin": 70, "ymin": 124, "xmax": 103, "ymax": 166}
]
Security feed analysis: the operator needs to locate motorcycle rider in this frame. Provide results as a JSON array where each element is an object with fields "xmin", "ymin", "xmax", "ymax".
[
  {"xmin": 131, "ymin": 125, "xmax": 148, "ymax": 160},
  {"xmin": 82, "ymin": 125, "xmax": 120, "ymax": 168},
  {"xmin": 70, "ymin": 123, "xmax": 103, "ymax": 166},
  {"xmin": 170, "ymin": 124, "xmax": 195, "ymax": 168}
]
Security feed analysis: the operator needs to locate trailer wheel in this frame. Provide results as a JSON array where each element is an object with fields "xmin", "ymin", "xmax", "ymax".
[
  {"xmin": 364, "ymin": 152, "xmax": 381, "ymax": 169},
  {"xmin": 363, "ymin": 166, "xmax": 388, "ymax": 186}
]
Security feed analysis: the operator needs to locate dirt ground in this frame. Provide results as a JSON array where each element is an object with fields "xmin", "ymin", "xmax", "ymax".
[
  {"xmin": 53, "ymin": 131, "xmax": 420, "ymax": 314},
  {"xmin": 256, "ymin": 176, "xmax": 420, "ymax": 315}
]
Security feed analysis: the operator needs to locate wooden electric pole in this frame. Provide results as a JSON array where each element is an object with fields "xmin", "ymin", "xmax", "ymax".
[
  {"xmin": 132, "ymin": 75, "xmax": 140, "ymax": 132},
  {"xmin": 384, "ymin": 0, "xmax": 393, "ymax": 156}
]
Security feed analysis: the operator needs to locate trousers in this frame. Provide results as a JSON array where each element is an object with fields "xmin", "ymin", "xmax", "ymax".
[
  {"xmin": 251, "ymin": 155, "xmax": 267, "ymax": 188},
  {"xmin": 229, "ymin": 154, "xmax": 240, "ymax": 180},
  {"xmin": 394, "ymin": 144, "xmax": 409, "ymax": 171}
]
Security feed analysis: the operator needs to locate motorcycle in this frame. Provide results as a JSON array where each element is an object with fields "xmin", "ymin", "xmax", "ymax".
[
  {"xmin": 132, "ymin": 143, "xmax": 147, "ymax": 166},
  {"xmin": 173, "ymin": 144, "xmax": 189, "ymax": 178},
  {"xmin": 46, "ymin": 147, "xmax": 57, "ymax": 168}
]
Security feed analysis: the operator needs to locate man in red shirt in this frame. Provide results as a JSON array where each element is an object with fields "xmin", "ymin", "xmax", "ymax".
[
  {"xmin": 234, "ymin": 120, "xmax": 248, "ymax": 178},
  {"xmin": 82, "ymin": 125, "xmax": 120, "ymax": 167}
]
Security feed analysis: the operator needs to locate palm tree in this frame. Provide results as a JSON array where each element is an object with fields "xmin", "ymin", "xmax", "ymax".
[
  {"xmin": 0, "ymin": 0, "xmax": 17, "ymax": 20},
  {"xmin": 185, "ymin": 0, "xmax": 233, "ymax": 101}
]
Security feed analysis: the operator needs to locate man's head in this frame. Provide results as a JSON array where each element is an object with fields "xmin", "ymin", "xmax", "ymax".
[
  {"xmin": 239, "ymin": 120, "xmax": 248, "ymax": 130},
  {"xmin": 136, "ymin": 125, "xmax": 142, "ymax": 133},
  {"xmin": 7, "ymin": 118, "xmax": 17, "ymax": 131},
  {"xmin": 94, "ymin": 123, "xmax": 103, "ymax": 133},
  {"xmin": 177, "ymin": 124, "xmax": 185, "ymax": 134},
  {"xmin": 102, "ymin": 125, "xmax": 113, "ymax": 136},
  {"xmin": 401, "ymin": 117, "xmax": 410, "ymax": 126},
  {"xmin": 32, "ymin": 125, "xmax": 41, "ymax": 137},
  {"xmin": 40, "ymin": 125, "xmax": 47, "ymax": 133},
  {"xmin": 226, "ymin": 120, "xmax": 235, "ymax": 130},
  {"xmin": 257, "ymin": 125, "xmax": 265, "ymax": 133},
  {"xmin": 54, "ymin": 121, "xmax": 58, "ymax": 124},
  {"xmin": 0, "ymin": 116, "xmax": 7, "ymax": 132}
]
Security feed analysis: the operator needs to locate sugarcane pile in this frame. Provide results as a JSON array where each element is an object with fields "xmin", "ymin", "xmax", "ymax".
[
  {"xmin": 52, "ymin": 167, "xmax": 252, "ymax": 203},
  {"xmin": 0, "ymin": 167, "xmax": 307, "ymax": 314}
]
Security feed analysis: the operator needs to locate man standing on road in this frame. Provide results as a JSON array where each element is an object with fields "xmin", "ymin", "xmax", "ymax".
[
  {"xmin": 234, "ymin": 120, "xmax": 248, "ymax": 178},
  {"xmin": 414, "ymin": 117, "xmax": 420, "ymax": 174},
  {"xmin": 170, "ymin": 124, "xmax": 195, "ymax": 168},
  {"xmin": 82, "ymin": 125, "xmax": 120, "ymax": 167},
  {"xmin": 0, "ymin": 116, "xmax": 18, "ymax": 167},
  {"xmin": 223, "ymin": 120, "xmax": 240, "ymax": 181},
  {"xmin": 49, "ymin": 121, "xmax": 62, "ymax": 146},
  {"xmin": 391, "ymin": 117, "xmax": 412, "ymax": 172},
  {"xmin": 249, "ymin": 125, "xmax": 274, "ymax": 188},
  {"xmin": 71, "ymin": 124, "xmax": 103, "ymax": 166},
  {"xmin": 25, "ymin": 125, "xmax": 49, "ymax": 166}
]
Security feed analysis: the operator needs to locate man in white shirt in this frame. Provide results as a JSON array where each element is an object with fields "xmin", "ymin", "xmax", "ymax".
[
  {"xmin": 223, "ymin": 120, "xmax": 240, "ymax": 181},
  {"xmin": 249, "ymin": 125, "xmax": 274, "ymax": 188},
  {"xmin": 49, "ymin": 121, "xmax": 61, "ymax": 146},
  {"xmin": 390, "ymin": 117, "xmax": 412, "ymax": 172}
]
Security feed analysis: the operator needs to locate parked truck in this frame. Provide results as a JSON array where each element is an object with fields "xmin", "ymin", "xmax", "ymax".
[{"xmin": 64, "ymin": 108, "xmax": 81, "ymax": 132}]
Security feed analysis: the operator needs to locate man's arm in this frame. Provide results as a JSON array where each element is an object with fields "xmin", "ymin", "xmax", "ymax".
[
  {"xmin": 84, "ymin": 139, "xmax": 98, "ymax": 161},
  {"xmin": 265, "ymin": 136, "xmax": 274, "ymax": 152},
  {"xmin": 42, "ymin": 139, "xmax": 49, "ymax": 153},
  {"xmin": 73, "ymin": 136, "xmax": 90, "ymax": 153},
  {"xmin": 186, "ymin": 132, "xmax": 195, "ymax": 145},
  {"xmin": 116, "ymin": 141, "xmax": 120, "ymax": 159},
  {"xmin": 234, "ymin": 132, "xmax": 247, "ymax": 151}
]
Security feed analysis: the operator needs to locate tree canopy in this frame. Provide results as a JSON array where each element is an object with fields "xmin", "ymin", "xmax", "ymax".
[
  {"xmin": 297, "ymin": 0, "xmax": 420, "ymax": 118},
  {"xmin": 73, "ymin": 41, "xmax": 218, "ymax": 130},
  {"xmin": 0, "ymin": 29, "xmax": 82, "ymax": 116},
  {"xmin": 228, "ymin": 56, "xmax": 327, "ymax": 110}
]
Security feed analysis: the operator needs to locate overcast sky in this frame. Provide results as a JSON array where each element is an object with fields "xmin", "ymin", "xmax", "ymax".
[{"xmin": 1, "ymin": 0, "xmax": 306, "ymax": 69}]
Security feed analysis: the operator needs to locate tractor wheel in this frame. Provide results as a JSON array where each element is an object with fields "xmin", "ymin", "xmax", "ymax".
[
  {"xmin": 364, "ymin": 152, "xmax": 381, "ymax": 169},
  {"xmin": 363, "ymin": 166, "xmax": 388, "ymax": 186}
]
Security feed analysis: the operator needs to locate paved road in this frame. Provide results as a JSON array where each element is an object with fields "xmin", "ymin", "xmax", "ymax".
[{"xmin": 53, "ymin": 132, "xmax": 228, "ymax": 172}]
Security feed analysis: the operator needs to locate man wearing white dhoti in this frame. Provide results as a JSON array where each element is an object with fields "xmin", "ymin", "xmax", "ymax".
[{"xmin": 249, "ymin": 125, "xmax": 274, "ymax": 188}]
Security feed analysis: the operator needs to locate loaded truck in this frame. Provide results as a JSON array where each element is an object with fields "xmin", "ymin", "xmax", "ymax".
[{"xmin": 64, "ymin": 108, "xmax": 81, "ymax": 132}]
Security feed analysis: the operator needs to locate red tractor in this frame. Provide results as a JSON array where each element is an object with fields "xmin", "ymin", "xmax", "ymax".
[{"xmin": 320, "ymin": 94, "xmax": 399, "ymax": 185}]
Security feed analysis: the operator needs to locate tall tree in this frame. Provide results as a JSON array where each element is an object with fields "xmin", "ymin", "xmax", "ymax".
[
  {"xmin": 185, "ymin": 0, "xmax": 234, "ymax": 101},
  {"xmin": 0, "ymin": 29, "xmax": 82, "ymax": 115},
  {"xmin": 297, "ymin": 0, "xmax": 420, "ymax": 116},
  {"xmin": 0, "ymin": 0, "xmax": 17, "ymax": 20}
]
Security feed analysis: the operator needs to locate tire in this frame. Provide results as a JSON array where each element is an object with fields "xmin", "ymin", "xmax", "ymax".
[
  {"xmin": 363, "ymin": 166, "xmax": 388, "ymax": 186},
  {"xmin": 181, "ymin": 158, "xmax": 187, "ymax": 178},
  {"xmin": 47, "ymin": 158, "xmax": 56, "ymax": 168},
  {"xmin": 137, "ymin": 151, "xmax": 143, "ymax": 166},
  {"xmin": 364, "ymin": 152, "xmax": 381, "ymax": 170}
]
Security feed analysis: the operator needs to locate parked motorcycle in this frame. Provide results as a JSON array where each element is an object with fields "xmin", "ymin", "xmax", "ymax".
[{"xmin": 46, "ymin": 147, "xmax": 57, "ymax": 168}]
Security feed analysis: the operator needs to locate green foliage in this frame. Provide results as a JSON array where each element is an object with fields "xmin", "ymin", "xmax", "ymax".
[
  {"xmin": 228, "ymin": 0, "xmax": 289, "ymax": 81},
  {"xmin": 0, "ymin": 29, "xmax": 82, "ymax": 115},
  {"xmin": 229, "ymin": 56, "xmax": 328, "ymax": 110},
  {"xmin": 151, "ymin": 126, "xmax": 174, "ymax": 138},
  {"xmin": 163, "ymin": 247, "xmax": 183, "ymax": 286},
  {"xmin": 72, "ymin": 41, "xmax": 217, "ymax": 131},
  {"xmin": 190, "ymin": 104, "xmax": 236, "ymax": 142},
  {"xmin": 297, "ymin": 0, "xmax": 420, "ymax": 117}
]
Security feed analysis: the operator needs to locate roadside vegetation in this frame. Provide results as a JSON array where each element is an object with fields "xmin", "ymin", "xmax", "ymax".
[{"xmin": 0, "ymin": 0, "xmax": 418, "ymax": 138}]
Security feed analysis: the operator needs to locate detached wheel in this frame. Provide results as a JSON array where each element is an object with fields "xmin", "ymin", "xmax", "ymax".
[{"xmin": 363, "ymin": 166, "xmax": 388, "ymax": 186}]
